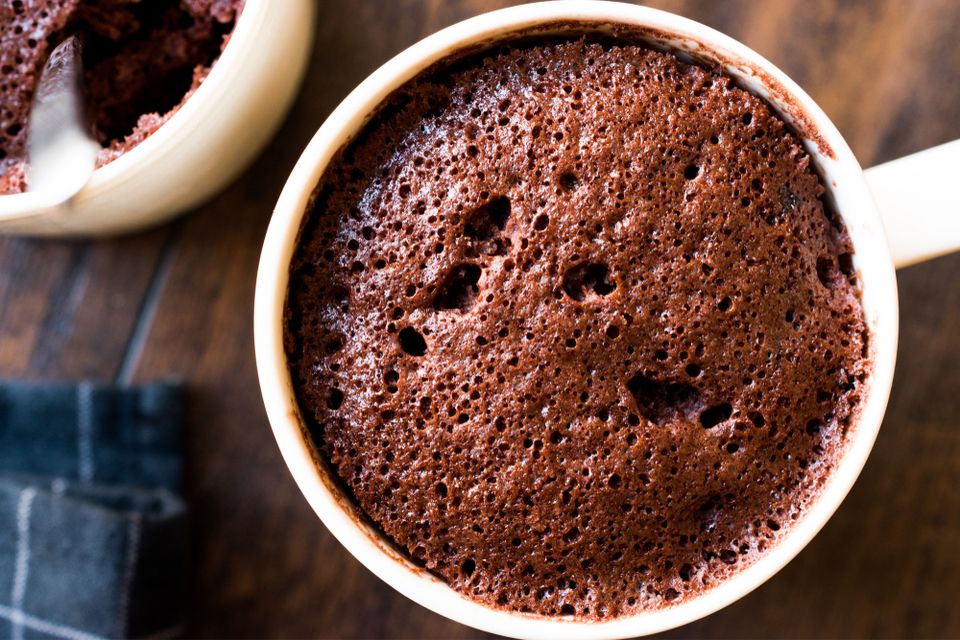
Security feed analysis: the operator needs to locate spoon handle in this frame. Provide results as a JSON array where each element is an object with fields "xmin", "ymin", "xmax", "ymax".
[{"xmin": 28, "ymin": 35, "xmax": 100, "ymax": 203}]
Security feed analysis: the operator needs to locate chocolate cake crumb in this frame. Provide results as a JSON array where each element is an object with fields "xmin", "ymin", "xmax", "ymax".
[
  {"xmin": 285, "ymin": 39, "xmax": 870, "ymax": 618},
  {"xmin": 0, "ymin": 0, "xmax": 243, "ymax": 194}
]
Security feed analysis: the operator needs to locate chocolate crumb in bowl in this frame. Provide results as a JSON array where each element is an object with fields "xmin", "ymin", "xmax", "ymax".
[
  {"xmin": 284, "ymin": 38, "xmax": 870, "ymax": 619},
  {"xmin": 0, "ymin": 0, "xmax": 244, "ymax": 194}
]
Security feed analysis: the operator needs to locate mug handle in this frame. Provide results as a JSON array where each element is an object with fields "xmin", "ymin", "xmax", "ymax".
[{"xmin": 864, "ymin": 139, "xmax": 960, "ymax": 269}]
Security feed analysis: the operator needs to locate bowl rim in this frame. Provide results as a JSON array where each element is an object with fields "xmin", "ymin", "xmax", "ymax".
[{"xmin": 254, "ymin": 3, "xmax": 899, "ymax": 638}]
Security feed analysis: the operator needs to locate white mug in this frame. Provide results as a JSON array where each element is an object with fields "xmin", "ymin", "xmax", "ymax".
[
  {"xmin": 0, "ymin": 0, "xmax": 315, "ymax": 237},
  {"xmin": 254, "ymin": 3, "xmax": 960, "ymax": 638}
]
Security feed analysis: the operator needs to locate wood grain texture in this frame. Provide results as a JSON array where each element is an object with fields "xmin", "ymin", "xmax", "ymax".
[
  {"xmin": 0, "ymin": 1, "xmax": 957, "ymax": 638},
  {"xmin": 0, "ymin": 227, "xmax": 169, "ymax": 381}
]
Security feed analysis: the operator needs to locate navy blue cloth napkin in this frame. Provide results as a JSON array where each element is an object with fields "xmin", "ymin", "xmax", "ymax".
[{"xmin": 0, "ymin": 381, "xmax": 187, "ymax": 640}]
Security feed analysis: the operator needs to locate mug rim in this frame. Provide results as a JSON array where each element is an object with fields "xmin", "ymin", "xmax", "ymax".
[
  {"xmin": 0, "ymin": 0, "xmax": 267, "ymax": 219},
  {"xmin": 254, "ymin": 2, "xmax": 899, "ymax": 638}
]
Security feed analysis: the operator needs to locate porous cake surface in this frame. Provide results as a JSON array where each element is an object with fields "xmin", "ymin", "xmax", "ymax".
[{"xmin": 285, "ymin": 39, "xmax": 869, "ymax": 618}]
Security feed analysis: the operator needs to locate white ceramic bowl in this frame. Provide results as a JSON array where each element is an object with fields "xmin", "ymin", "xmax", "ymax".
[
  {"xmin": 256, "ymin": 2, "xmax": 959, "ymax": 638},
  {"xmin": 0, "ymin": 0, "xmax": 315, "ymax": 237}
]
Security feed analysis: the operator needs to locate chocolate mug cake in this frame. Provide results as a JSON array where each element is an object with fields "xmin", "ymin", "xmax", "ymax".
[
  {"xmin": 283, "ymin": 36, "xmax": 870, "ymax": 619},
  {"xmin": 0, "ymin": 0, "xmax": 243, "ymax": 194}
]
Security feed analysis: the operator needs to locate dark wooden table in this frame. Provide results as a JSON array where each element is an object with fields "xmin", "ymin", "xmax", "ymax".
[{"xmin": 1, "ymin": 1, "xmax": 958, "ymax": 638}]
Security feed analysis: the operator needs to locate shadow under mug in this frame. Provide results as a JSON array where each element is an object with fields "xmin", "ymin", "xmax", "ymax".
[
  {"xmin": 0, "ymin": 0, "xmax": 315, "ymax": 237},
  {"xmin": 255, "ymin": 2, "xmax": 960, "ymax": 638}
]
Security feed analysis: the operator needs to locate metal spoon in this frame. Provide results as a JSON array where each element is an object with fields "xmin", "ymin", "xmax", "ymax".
[{"xmin": 27, "ymin": 35, "xmax": 100, "ymax": 207}]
